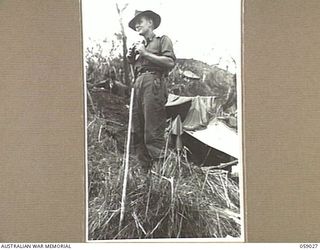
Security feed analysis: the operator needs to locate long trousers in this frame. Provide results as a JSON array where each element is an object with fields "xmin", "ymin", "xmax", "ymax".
[{"xmin": 132, "ymin": 72, "xmax": 168, "ymax": 169}]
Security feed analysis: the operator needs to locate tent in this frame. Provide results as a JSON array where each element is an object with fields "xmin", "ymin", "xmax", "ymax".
[
  {"xmin": 182, "ymin": 70, "xmax": 200, "ymax": 80},
  {"xmin": 165, "ymin": 94, "xmax": 239, "ymax": 166}
]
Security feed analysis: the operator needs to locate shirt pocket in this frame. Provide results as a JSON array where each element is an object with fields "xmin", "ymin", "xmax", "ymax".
[{"xmin": 146, "ymin": 40, "xmax": 161, "ymax": 55}]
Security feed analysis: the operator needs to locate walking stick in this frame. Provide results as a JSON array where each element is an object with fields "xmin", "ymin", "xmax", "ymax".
[{"xmin": 119, "ymin": 87, "xmax": 134, "ymax": 232}]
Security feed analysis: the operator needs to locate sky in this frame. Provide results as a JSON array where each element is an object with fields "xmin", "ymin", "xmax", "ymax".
[{"xmin": 82, "ymin": 0, "xmax": 241, "ymax": 73}]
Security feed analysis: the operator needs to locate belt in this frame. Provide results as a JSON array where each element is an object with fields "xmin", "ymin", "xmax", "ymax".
[{"xmin": 136, "ymin": 69, "xmax": 163, "ymax": 77}]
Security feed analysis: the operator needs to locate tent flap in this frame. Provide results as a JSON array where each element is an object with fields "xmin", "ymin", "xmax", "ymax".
[{"xmin": 185, "ymin": 119, "xmax": 239, "ymax": 158}]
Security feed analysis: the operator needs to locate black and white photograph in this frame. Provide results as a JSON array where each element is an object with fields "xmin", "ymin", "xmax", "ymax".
[{"xmin": 83, "ymin": 0, "xmax": 243, "ymax": 241}]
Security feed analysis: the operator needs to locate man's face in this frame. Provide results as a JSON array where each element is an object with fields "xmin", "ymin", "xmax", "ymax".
[{"xmin": 134, "ymin": 16, "xmax": 153, "ymax": 35}]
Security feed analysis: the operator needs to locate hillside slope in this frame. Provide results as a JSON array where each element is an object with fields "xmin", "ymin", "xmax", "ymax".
[{"xmin": 168, "ymin": 58, "xmax": 236, "ymax": 97}]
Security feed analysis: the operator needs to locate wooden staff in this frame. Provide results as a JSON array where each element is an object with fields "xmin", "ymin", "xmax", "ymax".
[{"xmin": 119, "ymin": 87, "xmax": 134, "ymax": 232}]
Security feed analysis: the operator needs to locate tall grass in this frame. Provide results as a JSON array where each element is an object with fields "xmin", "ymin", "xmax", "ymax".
[{"xmin": 88, "ymin": 115, "xmax": 240, "ymax": 240}]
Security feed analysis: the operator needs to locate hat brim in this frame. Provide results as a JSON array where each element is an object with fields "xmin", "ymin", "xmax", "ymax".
[{"xmin": 129, "ymin": 10, "xmax": 161, "ymax": 31}]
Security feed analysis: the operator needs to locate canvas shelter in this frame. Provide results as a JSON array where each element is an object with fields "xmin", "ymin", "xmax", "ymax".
[
  {"xmin": 165, "ymin": 94, "xmax": 239, "ymax": 166},
  {"xmin": 182, "ymin": 70, "xmax": 200, "ymax": 80}
]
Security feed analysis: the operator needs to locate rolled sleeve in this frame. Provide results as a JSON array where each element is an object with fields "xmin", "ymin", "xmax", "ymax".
[{"xmin": 160, "ymin": 35, "xmax": 176, "ymax": 61}]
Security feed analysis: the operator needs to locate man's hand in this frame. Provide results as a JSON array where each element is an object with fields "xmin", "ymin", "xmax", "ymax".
[
  {"xmin": 135, "ymin": 42, "xmax": 147, "ymax": 56},
  {"xmin": 130, "ymin": 41, "xmax": 175, "ymax": 69}
]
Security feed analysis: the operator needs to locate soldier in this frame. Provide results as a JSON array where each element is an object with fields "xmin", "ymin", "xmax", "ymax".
[{"xmin": 127, "ymin": 10, "xmax": 176, "ymax": 173}]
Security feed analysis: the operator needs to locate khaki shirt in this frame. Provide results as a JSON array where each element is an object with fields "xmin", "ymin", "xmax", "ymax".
[{"xmin": 133, "ymin": 34, "xmax": 176, "ymax": 75}]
